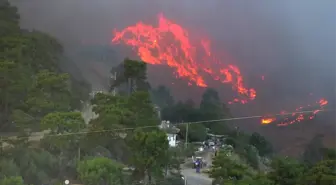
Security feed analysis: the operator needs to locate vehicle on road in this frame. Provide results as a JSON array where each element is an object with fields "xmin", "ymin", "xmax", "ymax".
[{"xmin": 192, "ymin": 156, "xmax": 207, "ymax": 168}]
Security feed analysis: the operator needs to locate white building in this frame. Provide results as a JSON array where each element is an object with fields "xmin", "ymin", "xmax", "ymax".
[
  {"xmin": 159, "ymin": 120, "xmax": 179, "ymax": 147},
  {"xmin": 167, "ymin": 133, "xmax": 178, "ymax": 147}
]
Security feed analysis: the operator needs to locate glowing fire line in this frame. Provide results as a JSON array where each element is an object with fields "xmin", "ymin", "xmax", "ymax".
[
  {"xmin": 112, "ymin": 13, "xmax": 256, "ymax": 104},
  {"xmin": 110, "ymin": 13, "xmax": 329, "ymax": 127},
  {"xmin": 260, "ymin": 98, "xmax": 328, "ymax": 126}
]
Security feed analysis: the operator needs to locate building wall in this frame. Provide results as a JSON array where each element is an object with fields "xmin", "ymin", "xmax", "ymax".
[{"xmin": 167, "ymin": 133, "xmax": 177, "ymax": 147}]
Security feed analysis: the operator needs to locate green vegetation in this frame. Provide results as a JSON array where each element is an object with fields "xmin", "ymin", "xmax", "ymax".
[
  {"xmin": 0, "ymin": 1, "xmax": 335, "ymax": 185},
  {"xmin": 157, "ymin": 87, "xmax": 232, "ymax": 142},
  {"xmin": 77, "ymin": 157, "xmax": 124, "ymax": 185},
  {"xmin": 210, "ymin": 149, "xmax": 336, "ymax": 185},
  {"xmin": 0, "ymin": 1, "xmax": 181, "ymax": 184}
]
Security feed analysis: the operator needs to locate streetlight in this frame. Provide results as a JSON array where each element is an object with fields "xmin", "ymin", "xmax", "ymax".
[{"xmin": 64, "ymin": 180, "xmax": 70, "ymax": 185}]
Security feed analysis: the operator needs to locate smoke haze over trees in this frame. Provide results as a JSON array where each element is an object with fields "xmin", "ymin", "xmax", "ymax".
[
  {"xmin": 11, "ymin": 0, "xmax": 335, "ymax": 98},
  {"xmin": 10, "ymin": 0, "xmax": 335, "ymax": 130},
  {"xmin": 1, "ymin": 1, "xmax": 336, "ymax": 184}
]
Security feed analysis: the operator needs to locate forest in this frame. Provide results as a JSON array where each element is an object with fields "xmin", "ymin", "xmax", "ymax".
[{"xmin": 0, "ymin": 1, "xmax": 335, "ymax": 185}]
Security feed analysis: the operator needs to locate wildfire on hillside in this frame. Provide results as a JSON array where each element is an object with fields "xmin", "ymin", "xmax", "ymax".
[
  {"xmin": 112, "ymin": 13, "xmax": 256, "ymax": 104},
  {"xmin": 111, "ymin": 13, "xmax": 329, "ymax": 127},
  {"xmin": 260, "ymin": 98, "xmax": 329, "ymax": 126},
  {"xmin": 261, "ymin": 117, "xmax": 276, "ymax": 124}
]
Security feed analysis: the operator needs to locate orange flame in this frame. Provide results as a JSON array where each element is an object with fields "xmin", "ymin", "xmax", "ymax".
[
  {"xmin": 260, "ymin": 98, "xmax": 328, "ymax": 126},
  {"xmin": 261, "ymin": 117, "xmax": 276, "ymax": 125},
  {"xmin": 112, "ymin": 13, "xmax": 256, "ymax": 104}
]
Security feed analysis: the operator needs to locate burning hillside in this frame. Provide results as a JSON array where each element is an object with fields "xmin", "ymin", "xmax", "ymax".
[
  {"xmin": 112, "ymin": 13, "xmax": 256, "ymax": 104},
  {"xmin": 111, "ymin": 13, "xmax": 329, "ymax": 127},
  {"xmin": 261, "ymin": 98, "xmax": 328, "ymax": 126}
]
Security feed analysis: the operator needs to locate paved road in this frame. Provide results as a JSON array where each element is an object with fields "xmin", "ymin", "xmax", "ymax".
[
  {"xmin": 181, "ymin": 150, "xmax": 213, "ymax": 185},
  {"xmin": 181, "ymin": 168, "xmax": 212, "ymax": 185}
]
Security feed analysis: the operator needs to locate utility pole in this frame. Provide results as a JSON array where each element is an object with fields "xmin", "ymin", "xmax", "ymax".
[
  {"xmin": 110, "ymin": 71, "xmax": 117, "ymax": 96},
  {"xmin": 185, "ymin": 122, "xmax": 189, "ymax": 148},
  {"xmin": 127, "ymin": 78, "xmax": 136, "ymax": 95}
]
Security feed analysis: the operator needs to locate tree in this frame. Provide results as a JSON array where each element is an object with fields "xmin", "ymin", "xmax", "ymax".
[
  {"xmin": 0, "ymin": 59, "xmax": 34, "ymax": 129},
  {"xmin": 13, "ymin": 149, "xmax": 58, "ymax": 185},
  {"xmin": 90, "ymin": 91, "xmax": 158, "ymax": 129},
  {"xmin": 77, "ymin": 157, "xmax": 124, "ymax": 185},
  {"xmin": 210, "ymin": 150, "xmax": 249, "ymax": 184},
  {"xmin": 321, "ymin": 148, "xmax": 336, "ymax": 160},
  {"xmin": 110, "ymin": 58, "xmax": 150, "ymax": 94},
  {"xmin": 165, "ymin": 147, "xmax": 184, "ymax": 174},
  {"xmin": 0, "ymin": 145, "xmax": 58, "ymax": 185},
  {"xmin": 25, "ymin": 70, "xmax": 71, "ymax": 118},
  {"xmin": 0, "ymin": 0, "xmax": 90, "ymax": 131},
  {"xmin": 162, "ymin": 100, "xmax": 203, "ymax": 122},
  {"xmin": 86, "ymin": 92, "xmax": 132, "ymax": 162},
  {"xmin": 161, "ymin": 100, "xmax": 208, "ymax": 142},
  {"xmin": 200, "ymin": 88, "xmax": 224, "ymax": 119},
  {"xmin": 0, "ymin": 0, "xmax": 20, "ymax": 37},
  {"xmin": 0, "ymin": 159, "xmax": 20, "ymax": 178},
  {"xmin": 128, "ymin": 129, "xmax": 169, "ymax": 184},
  {"xmin": 18, "ymin": 30, "xmax": 63, "ymax": 72},
  {"xmin": 248, "ymin": 173, "xmax": 273, "ymax": 185},
  {"xmin": 303, "ymin": 134, "xmax": 325, "ymax": 165},
  {"xmin": 89, "ymin": 92, "xmax": 130, "ymax": 129},
  {"xmin": 224, "ymin": 137, "xmax": 237, "ymax": 148},
  {"xmin": 243, "ymin": 145, "xmax": 259, "ymax": 169},
  {"xmin": 299, "ymin": 159, "xmax": 336, "ymax": 185},
  {"xmin": 88, "ymin": 91, "xmax": 160, "ymax": 163},
  {"xmin": 151, "ymin": 85, "xmax": 174, "ymax": 108},
  {"xmin": 249, "ymin": 132, "xmax": 273, "ymax": 157},
  {"xmin": 127, "ymin": 91, "xmax": 160, "ymax": 127},
  {"xmin": 0, "ymin": 176, "xmax": 24, "ymax": 185},
  {"xmin": 40, "ymin": 112, "xmax": 86, "ymax": 178},
  {"xmin": 68, "ymin": 76, "xmax": 92, "ymax": 110},
  {"xmin": 40, "ymin": 111, "xmax": 85, "ymax": 134},
  {"xmin": 179, "ymin": 123, "xmax": 207, "ymax": 142},
  {"xmin": 267, "ymin": 157, "xmax": 306, "ymax": 185},
  {"xmin": 0, "ymin": 60, "xmax": 17, "ymax": 127},
  {"xmin": 200, "ymin": 88, "xmax": 231, "ymax": 135}
]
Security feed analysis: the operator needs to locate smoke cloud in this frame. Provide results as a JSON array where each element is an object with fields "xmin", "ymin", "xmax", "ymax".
[{"xmin": 11, "ymin": 0, "xmax": 335, "ymax": 116}]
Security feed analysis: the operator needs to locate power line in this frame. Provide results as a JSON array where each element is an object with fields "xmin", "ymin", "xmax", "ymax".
[{"xmin": 0, "ymin": 109, "xmax": 333, "ymax": 142}]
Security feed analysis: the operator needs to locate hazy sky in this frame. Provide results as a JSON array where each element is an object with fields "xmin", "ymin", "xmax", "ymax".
[{"xmin": 11, "ymin": 0, "xmax": 336, "ymax": 115}]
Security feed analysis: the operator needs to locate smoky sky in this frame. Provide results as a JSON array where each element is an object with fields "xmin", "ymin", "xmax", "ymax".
[{"xmin": 10, "ymin": 0, "xmax": 336, "ymax": 116}]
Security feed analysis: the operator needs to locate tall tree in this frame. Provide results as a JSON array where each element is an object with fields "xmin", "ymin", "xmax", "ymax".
[
  {"xmin": 25, "ymin": 70, "xmax": 71, "ymax": 117},
  {"xmin": 0, "ymin": 0, "xmax": 20, "ymax": 37},
  {"xmin": 267, "ymin": 157, "xmax": 306, "ymax": 185},
  {"xmin": 299, "ymin": 159, "xmax": 336, "ymax": 185},
  {"xmin": 162, "ymin": 100, "xmax": 202, "ymax": 122},
  {"xmin": 0, "ymin": 176, "xmax": 24, "ymax": 185},
  {"xmin": 86, "ymin": 92, "xmax": 131, "ymax": 162},
  {"xmin": 40, "ymin": 112, "xmax": 86, "ymax": 178},
  {"xmin": 127, "ymin": 91, "xmax": 159, "ymax": 127},
  {"xmin": 151, "ymin": 85, "xmax": 174, "ymax": 108},
  {"xmin": 161, "ymin": 100, "xmax": 207, "ymax": 142},
  {"xmin": 200, "ymin": 88, "xmax": 231, "ymax": 135},
  {"xmin": 110, "ymin": 58, "xmax": 150, "ymax": 95},
  {"xmin": 128, "ymin": 129, "xmax": 169, "ymax": 184},
  {"xmin": 249, "ymin": 132, "xmax": 273, "ymax": 157},
  {"xmin": 210, "ymin": 149, "xmax": 249, "ymax": 184},
  {"xmin": 302, "ymin": 134, "xmax": 325, "ymax": 165},
  {"xmin": 0, "ymin": 0, "xmax": 90, "ymax": 131},
  {"xmin": 0, "ymin": 60, "xmax": 21, "ymax": 126},
  {"xmin": 77, "ymin": 157, "xmax": 124, "ymax": 185}
]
